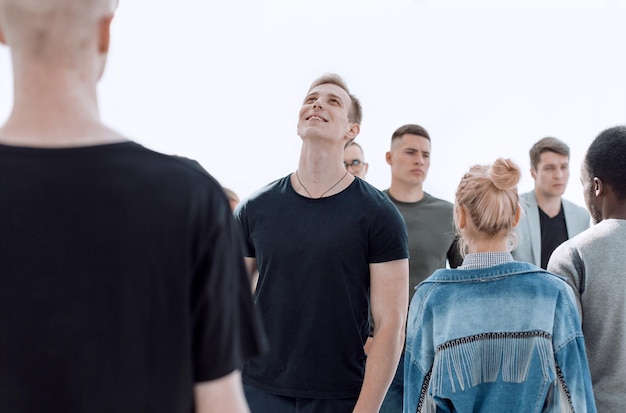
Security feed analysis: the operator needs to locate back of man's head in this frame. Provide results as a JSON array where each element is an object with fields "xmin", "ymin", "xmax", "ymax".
[
  {"xmin": 0, "ymin": 0, "xmax": 117, "ymax": 59},
  {"xmin": 529, "ymin": 137, "xmax": 569, "ymax": 171},
  {"xmin": 586, "ymin": 126, "xmax": 626, "ymax": 202}
]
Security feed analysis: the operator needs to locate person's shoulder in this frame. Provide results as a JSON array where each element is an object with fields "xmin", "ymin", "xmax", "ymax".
[
  {"xmin": 535, "ymin": 268, "xmax": 581, "ymax": 310},
  {"xmin": 485, "ymin": 262, "xmax": 572, "ymax": 294},
  {"xmin": 519, "ymin": 191, "xmax": 536, "ymax": 203},
  {"xmin": 551, "ymin": 223, "xmax": 598, "ymax": 259},
  {"xmin": 572, "ymin": 219, "xmax": 623, "ymax": 245},
  {"xmin": 534, "ymin": 267, "xmax": 569, "ymax": 285},
  {"xmin": 109, "ymin": 142, "xmax": 222, "ymax": 186},
  {"xmin": 419, "ymin": 267, "xmax": 456, "ymax": 283},
  {"xmin": 151, "ymin": 150, "xmax": 227, "ymax": 189},
  {"xmin": 352, "ymin": 181, "xmax": 406, "ymax": 222},
  {"xmin": 561, "ymin": 197, "xmax": 590, "ymax": 216},
  {"xmin": 122, "ymin": 142, "xmax": 204, "ymax": 172},
  {"xmin": 169, "ymin": 154, "xmax": 209, "ymax": 174},
  {"xmin": 353, "ymin": 178, "xmax": 391, "ymax": 201},
  {"xmin": 238, "ymin": 175, "xmax": 290, "ymax": 206},
  {"xmin": 423, "ymin": 192, "xmax": 453, "ymax": 208}
]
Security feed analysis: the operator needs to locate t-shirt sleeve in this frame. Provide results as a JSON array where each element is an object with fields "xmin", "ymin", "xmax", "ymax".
[
  {"xmin": 369, "ymin": 197, "xmax": 409, "ymax": 263},
  {"xmin": 191, "ymin": 184, "xmax": 266, "ymax": 382},
  {"xmin": 233, "ymin": 200, "xmax": 255, "ymax": 258}
]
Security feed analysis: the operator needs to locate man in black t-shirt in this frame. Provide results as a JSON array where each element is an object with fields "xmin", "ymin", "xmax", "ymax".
[
  {"xmin": 235, "ymin": 74, "xmax": 409, "ymax": 413},
  {"xmin": 0, "ymin": 1, "xmax": 264, "ymax": 412}
]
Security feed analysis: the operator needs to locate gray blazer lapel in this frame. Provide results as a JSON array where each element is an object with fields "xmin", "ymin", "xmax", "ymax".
[
  {"xmin": 562, "ymin": 199, "xmax": 591, "ymax": 238},
  {"xmin": 515, "ymin": 191, "xmax": 542, "ymax": 267},
  {"xmin": 525, "ymin": 192, "xmax": 542, "ymax": 267}
]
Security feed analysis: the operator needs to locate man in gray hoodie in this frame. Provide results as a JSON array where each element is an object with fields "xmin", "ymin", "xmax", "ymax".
[{"xmin": 548, "ymin": 125, "xmax": 626, "ymax": 412}]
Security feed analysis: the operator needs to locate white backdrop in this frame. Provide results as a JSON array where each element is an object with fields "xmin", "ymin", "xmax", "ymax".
[{"xmin": 1, "ymin": 0, "xmax": 625, "ymax": 207}]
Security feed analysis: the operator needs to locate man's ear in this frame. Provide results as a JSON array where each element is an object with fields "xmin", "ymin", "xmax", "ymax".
[
  {"xmin": 530, "ymin": 167, "xmax": 537, "ymax": 180},
  {"xmin": 345, "ymin": 123, "xmax": 360, "ymax": 141},
  {"xmin": 594, "ymin": 177, "xmax": 603, "ymax": 197},
  {"xmin": 97, "ymin": 14, "xmax": 115, "ymax": 54},
  {"xmin": 385, "ymin": 151, "xmax": 392, "ymax": 166}
]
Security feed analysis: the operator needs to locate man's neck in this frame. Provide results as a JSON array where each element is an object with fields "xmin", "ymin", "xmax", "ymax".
[
  {"xmin": 293, "ymin": 141, "xmax": 354, "ymax": 198},
  {"xmin": 388, "ymin": 181, "xmax": 424, "ymax": 203},
  {"xmin": 0, "ymin": 69, "xmax": 124, "ymax": 147},
  {"xmin": 0, "ymin": 114, "xmax": 123, "ymax": 148},
  {"xmin": 599, "ymin": 188, "xmax": 626, "ymax": 220},
  {"xmin": 535, "ymin": 189, "xmax": 562, "ymax": 218}
]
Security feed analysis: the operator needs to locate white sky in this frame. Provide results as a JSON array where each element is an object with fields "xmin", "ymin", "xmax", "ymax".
[{"xmin": 1, "ymin": 0, "xmax": 625, "ymax": 207}]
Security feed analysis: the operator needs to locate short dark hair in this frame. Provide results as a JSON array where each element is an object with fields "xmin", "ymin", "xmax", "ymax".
[
  {"xmin": 391, "ymin": 124, "xmax": 430, "ymax": 142},
  {"xmin": 308, "ymin": 73, "xmax": 362, "ymax": 125},
  {"xmin": 529, "ymin": 137, "xmax": 570, "ymax": 170},
  {"xmin": 585, "ymin": 126, "xmax": 626, "ymax": 201}
]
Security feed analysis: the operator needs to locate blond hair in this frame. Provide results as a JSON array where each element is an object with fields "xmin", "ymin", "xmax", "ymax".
[
  {"xmin": 308, "ymin": 73, "xmax": 362, "ymax": 125},
  {"xmin": 454, "ymin": 158, "xmax": 521, "ymax": 256},
  {"xmin": 0, "ymin": 0, "xmax": 117, "ymax": 58}
]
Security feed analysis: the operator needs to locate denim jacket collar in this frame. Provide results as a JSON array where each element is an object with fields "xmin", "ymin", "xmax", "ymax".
[{"xmin": 422, "ymin": 261, "xmax": 563, "ymax": 284}]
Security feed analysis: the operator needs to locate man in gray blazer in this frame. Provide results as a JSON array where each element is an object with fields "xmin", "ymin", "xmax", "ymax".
[{"xmin": 512, "ymin": 137, "xmax": 590, "ymax": 268}]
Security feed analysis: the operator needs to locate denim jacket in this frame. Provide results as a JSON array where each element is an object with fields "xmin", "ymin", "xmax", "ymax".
[{"xmin": 404, "ymin": 260, "xmax": 596, "ymax": 413}]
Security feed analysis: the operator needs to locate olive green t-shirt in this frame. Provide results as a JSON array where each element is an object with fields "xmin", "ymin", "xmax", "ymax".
[{"xmin": 384, "ymin": 191, "xmax": 462, "ymax": 295}]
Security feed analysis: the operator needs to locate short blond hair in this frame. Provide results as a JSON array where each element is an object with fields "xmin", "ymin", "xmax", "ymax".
[
  {"xmin": 0, "ymin": 0, "xmax": 117, "ymax": 57},
  {"xmin": 308, "ymin": 73, "xmax": 362, "ymax": 125}
]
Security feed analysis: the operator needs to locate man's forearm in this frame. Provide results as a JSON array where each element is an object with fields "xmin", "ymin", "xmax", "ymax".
[
  {"xmin": 352, "ymin": 326, "xmax": 405, "ymax": 413},
  {"xmin": 194, "ymin": 371, "xmax": 250, "ymax": 413}
]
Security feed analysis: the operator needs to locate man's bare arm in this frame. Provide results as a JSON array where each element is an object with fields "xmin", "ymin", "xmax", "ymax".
[
  {"xmin": 244, "ymin": 256, "xmax": 259, "ymax": 292},
  {"xmin": 353, "ymin": 258, "xmax": 409, "ymax": 413},
  {"xmin": 194, "ymin": 370, "xmax": 249, "ymax": 413}
]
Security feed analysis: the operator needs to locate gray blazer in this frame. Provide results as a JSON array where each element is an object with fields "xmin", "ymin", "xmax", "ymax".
[{"xmin": 512, "ymin": 191, "xmax": 590, "ymax": 267}]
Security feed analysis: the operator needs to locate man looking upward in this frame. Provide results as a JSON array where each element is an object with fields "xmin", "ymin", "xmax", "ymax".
[{"xmin": 235, "ymin": 74, "xmax": 408, "ymax": 413}]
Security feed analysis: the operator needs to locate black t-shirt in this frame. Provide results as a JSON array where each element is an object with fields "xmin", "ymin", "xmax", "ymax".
[
  {"xmin": 539, "ymin": 204, "xmax": 569, "ymax": 269},
  {"xmin": 0, "ymin": 142, "xmax": 265, "ymax": 412}
]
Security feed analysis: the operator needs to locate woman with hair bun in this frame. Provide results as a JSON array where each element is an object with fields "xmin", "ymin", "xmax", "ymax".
[{"xmin": 403, "ymin": 158, "xmax": 596, "ymax": 413}]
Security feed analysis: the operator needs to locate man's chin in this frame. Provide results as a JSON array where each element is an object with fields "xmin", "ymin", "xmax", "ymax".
[{"xmin": 551, "ymin": 187, "xmax": 566, "ymax": 197}]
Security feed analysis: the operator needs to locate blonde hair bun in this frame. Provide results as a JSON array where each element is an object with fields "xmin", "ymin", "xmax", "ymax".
[{"xmin": 489, "ymin": 158, "xmax": 521, "ymax": 191}]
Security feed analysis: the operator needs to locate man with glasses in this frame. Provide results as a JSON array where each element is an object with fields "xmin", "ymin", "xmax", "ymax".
[
  {"xmin": 344, "ymin": 141, "xmax": 369, "ymax": 179},
  {"xmin": 380, "ymin": 123, "xmax": 462, "ymax": 413}
]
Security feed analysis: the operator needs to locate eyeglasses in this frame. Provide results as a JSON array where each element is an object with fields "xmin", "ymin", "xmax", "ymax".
[{"xmin": 343, "ymin": 160, "xmax": 364, "ymax": 171}]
